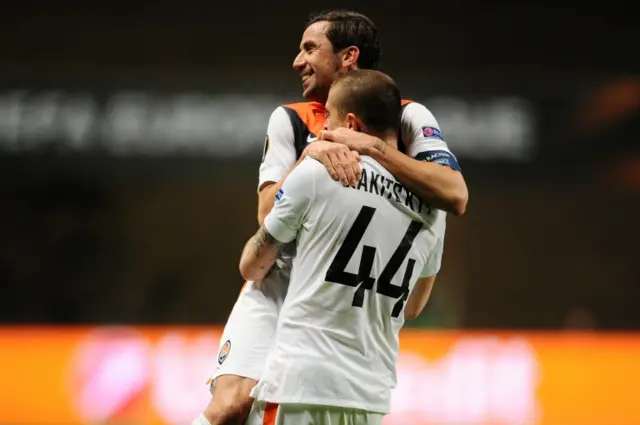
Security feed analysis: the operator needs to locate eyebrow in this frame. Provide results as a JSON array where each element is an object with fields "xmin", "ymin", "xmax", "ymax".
[{"xmin": 300, "ymin": 40, "xmax": 317, "ymax": 50}]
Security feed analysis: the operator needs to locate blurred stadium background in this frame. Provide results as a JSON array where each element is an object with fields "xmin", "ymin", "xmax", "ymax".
[{"xmin": 1, "ymin": 2, "xmax": 638, "ymax": 424}]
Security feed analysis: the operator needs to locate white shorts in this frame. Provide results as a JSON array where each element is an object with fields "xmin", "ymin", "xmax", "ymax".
[
  {"xmin": 246, "ymin": 401, "xmax": 384, "ymax": 425},
  {"xmin": 212, "ymin": 269, "xmax": 289, "ymax": 383}
]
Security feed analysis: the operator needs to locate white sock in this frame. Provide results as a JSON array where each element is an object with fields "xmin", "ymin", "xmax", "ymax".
[{"xmin": 191, "ymin": 413, "xmax": 212, "ymax": 425}]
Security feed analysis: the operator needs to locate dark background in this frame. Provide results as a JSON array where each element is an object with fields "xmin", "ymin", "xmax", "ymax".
[{"xmin": 1, "ymin": 1, "xmax": 638, "ymax": 328}]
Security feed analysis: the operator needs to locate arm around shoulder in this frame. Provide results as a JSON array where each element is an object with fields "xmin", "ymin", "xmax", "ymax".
[{"xmin": 372, "ymin": 102, "xmax": 468, "ymax": 216}]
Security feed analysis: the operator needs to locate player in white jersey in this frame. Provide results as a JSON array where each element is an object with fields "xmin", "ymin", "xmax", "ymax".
[
  {"xmin": 240, "ymin": 69, "xmax": 446, "ymax": 425},
  {"xmin": 192, "ymin": 10, "xmax": 467, "ymax": 425}
]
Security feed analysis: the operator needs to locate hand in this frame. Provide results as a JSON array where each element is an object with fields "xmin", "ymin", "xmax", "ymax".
[
  {"xmin": 319, "ymin": 127, "xmax": 380, "ymax": 153},
  {"xmin": 304, "ymin": 140, "xmax": 361, "ymax": 187}
]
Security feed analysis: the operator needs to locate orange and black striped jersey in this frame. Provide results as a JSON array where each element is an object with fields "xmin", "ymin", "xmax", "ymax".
[{"xmin": 258, "ymin": 99, "xmax": 460, "ymax": 192}]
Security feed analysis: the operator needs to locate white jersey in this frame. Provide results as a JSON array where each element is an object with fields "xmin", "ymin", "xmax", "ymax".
[
  {"xmin": 211, "ymin": 100, "xmax": 459, "ymax": 384},
  {"xmin": 251, "ymin": 155, "xmax": 446, "ymax": 414},
  {"xmin": 256, "ymin": 100, "xmax": 459, "ymax": 289},
  {"xmin": 259, "ymin": 101, "xmax": 460, "ymax": 192}
]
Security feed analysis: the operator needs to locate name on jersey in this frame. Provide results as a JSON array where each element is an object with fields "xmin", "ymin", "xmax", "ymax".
[{"xmin": 354, "ymin": 168, "xmax": 430, "ymax": 215}]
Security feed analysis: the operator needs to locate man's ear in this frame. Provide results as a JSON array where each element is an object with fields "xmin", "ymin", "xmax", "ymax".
[
  {"xmin": 345, "ymin": 113, "xmax": 365, "ymax": 132},
  {"xmin": 340, "ymin": 46, "xmax": 360, "ymax": 71}
]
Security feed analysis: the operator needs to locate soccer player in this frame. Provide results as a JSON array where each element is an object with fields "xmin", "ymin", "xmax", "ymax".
[
  {"xmin": 192, "ymin": 10, "xmax": 466, "ymax": 425},
  {"xmin": 240, "ymin": 69, "xmax": 445, "ymax": 424}
]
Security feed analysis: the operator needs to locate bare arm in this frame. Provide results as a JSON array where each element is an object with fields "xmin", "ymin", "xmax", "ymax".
[
  {"xmin": 405, "ymin": 275, "xmax": 437, "ymax": 320},
  {"xmin": 319, "ymin": 100, "xmax": 469, "ymax": 216},
  {"xmin": 365, "ymin": 141, "xmax": 468, "ymax": 216},
  {"xmin": 239, "ymin": 224, "xmax": 285, "ymax": 282}
]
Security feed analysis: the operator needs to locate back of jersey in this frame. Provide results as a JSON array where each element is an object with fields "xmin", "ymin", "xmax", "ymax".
[{"xmin": 255, "ymin": 156, "xmax": 446, "ymax": 414}]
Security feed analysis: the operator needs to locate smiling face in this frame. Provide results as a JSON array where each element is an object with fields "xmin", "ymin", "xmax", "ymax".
[{"xmin": 292, "ymin": 21, "xmax": 358, "ymax": 104}]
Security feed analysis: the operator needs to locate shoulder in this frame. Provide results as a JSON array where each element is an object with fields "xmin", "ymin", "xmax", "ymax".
[
  {"xmin": 401, "ymin": 101, "xmax": 438, "ymax": 124},
  {"xmin": 269, "ymin": 101, "xmax": 322, "ymax": 123},
  {"xmin": 289, "ymin": 157, "xmax": 334, "ymax": 190},
  {"xmin": 282, "ymin": 158, "xmax": 333, "ymax": 203},
  {"xmin": 400, "ymin": 101, "xmax": 443, "ymax": 143},
  {"xmin": 267, "ymin": 106, "xmax": 293, "ymax": 127},
  {"xmin": 293, "ymin": 157, "xmax": 331, "ymax": 180},
  {"xmin": 281, "ymin": 101, "xmax": 325, "ymax": 126},
  {"xmin": 282, "ymin": 101, "xmax": 324, "ymax": 114}
]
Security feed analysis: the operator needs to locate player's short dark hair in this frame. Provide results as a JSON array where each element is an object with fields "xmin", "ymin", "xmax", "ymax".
[
  {"xmin": 305, "ymin": 10, "xmax": 381, "ymax": 70},
  {"xmin": 331, "ymin": 70, "xmax": 401, "ymax": 135}
]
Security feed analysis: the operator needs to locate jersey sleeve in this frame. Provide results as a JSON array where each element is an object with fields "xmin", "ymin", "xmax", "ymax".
[
  {"xmin": 263, "ymin": 158, "xmax": 326, "ymax": 244},
  {"xmin": 420, "ymin": 237, "xmax": 444, "ymax": 278},
  {"xmin": 401, "ymin": 102, "xmax": 462, "ymax": 172},
  {"xmin": 258, "ymin": 106, "xmax": 297, "ymax": 192},
  {"xmin": 419, "ymin": 213, "xmax": 447, "ymax": 278}
]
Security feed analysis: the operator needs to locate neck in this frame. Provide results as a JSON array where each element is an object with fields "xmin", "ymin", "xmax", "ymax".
[{"xmin": 369, "ymin": 131, "xmax": 398, "ymax": 151}]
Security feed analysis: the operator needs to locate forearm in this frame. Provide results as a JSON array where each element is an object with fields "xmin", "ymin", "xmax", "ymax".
[
  {"xmin": 258, "ymin": 154, "xmax": 308, "ymax": 225},
  {"xmin": 239, "ymin": 225, "xmax": 283, "ymax": 281},
  {"xmin": 365, "ymin": 142, "xmax": 468, "ymax": 216}
]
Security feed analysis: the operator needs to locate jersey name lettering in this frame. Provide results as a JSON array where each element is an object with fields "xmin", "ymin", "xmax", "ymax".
[{"xmin": 354, "ymin": 168, "xmax": 429, "ymax": 215}]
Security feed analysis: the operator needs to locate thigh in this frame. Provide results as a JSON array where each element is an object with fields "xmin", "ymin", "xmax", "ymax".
[{"xmin": 212, "ymin": 281, "xmax": 281, "ymax": 382}]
